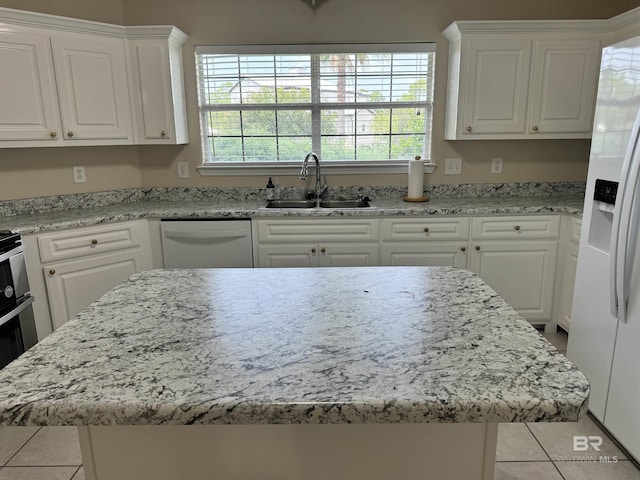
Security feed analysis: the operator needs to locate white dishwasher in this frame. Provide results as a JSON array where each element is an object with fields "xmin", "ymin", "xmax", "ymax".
[{"xmin": 160, "ymin": 219, "xmax": 254, "ymax": 268}]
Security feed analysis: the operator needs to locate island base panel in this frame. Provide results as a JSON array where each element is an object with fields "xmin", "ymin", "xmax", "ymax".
[{"xmin": 78, "ymin": 423, "xmax": 498, "ymax": 480}]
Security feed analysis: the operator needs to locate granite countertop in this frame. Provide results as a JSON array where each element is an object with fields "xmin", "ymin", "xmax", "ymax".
[
  {"xmin": 0, "ymin": 266, "xmax": 589, "ymax": 426},
  {"xmin": 1, "ymin": 194, "xmax": 585, "ymax": 235}
]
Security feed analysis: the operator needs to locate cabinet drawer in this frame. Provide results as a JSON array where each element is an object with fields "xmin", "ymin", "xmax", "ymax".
[
  {"xmin": 38, "ymin": 221, "xmax": 146, "ymax": 263},
  {"xmin": 568, "ymin": 217, "xmax": 582, "ymax": 244},
  {"xmin": 256, "ymin": 219, "xmax": 379, "ymax": 243},
  {"xmin": 381, "ymin": 217, "xmax": 469, "ymax": 242},
  {"xmin": 471, "ymin": 215, "xmax": 560, "ymax": 240}
]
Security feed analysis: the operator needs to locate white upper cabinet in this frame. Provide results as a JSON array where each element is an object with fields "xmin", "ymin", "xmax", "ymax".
[
  {"xmin": 459, "ymin": 36, "xmax": 532, "ymax": 136},
  {"xmin": 528, "ymin": 39, "xmax": 601, "ymax": 135},
  {"xmin": 51, "ymin": 33, "xmax": 132, "ymax": 142},
  {"xmin": 443, "ymin": 21, "xmax": 606, "ymax": 140},
  {"xmin": 0, "ymin": 28, "xmax": 60, "ymax": 142},
  {"xmin": 0, "ymin": 7, "xmax": 189, "ymax": 148},
  {"xmin": 127, "ymin": 27, "xmax": 189, "ymax": 144}
]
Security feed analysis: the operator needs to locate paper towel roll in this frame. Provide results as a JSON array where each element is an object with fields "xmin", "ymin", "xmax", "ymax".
[{"xmin": 408, "ymin": 157, "xmax": 424, "ymax": 198}]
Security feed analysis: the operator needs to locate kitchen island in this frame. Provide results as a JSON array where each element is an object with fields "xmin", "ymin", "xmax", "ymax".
[{"xmin": 0, "ymin": 267, "xmax": 589, "ymax": 479}]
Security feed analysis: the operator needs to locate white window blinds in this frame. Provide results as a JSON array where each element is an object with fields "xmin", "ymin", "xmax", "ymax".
[{"xmin": 196, "ymin": 43, "xmax": 435, "ymax": 166}]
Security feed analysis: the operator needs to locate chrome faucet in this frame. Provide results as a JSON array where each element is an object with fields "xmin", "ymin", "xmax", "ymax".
[{"xmin": 300, "ymin": 152, "xmax": 327, "ymax": 206}]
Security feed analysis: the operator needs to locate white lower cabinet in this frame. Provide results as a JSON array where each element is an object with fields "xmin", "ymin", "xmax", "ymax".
[
  {"xmin": 380, "ymin": 243, "xmax": 468, "ymax": 267},
  {"xmin": 24, "ymin": 220, "xmax": 154, "ymax": 333},
  {"xmin": 254, "ymin": 219, "xmax": 380, "ymax": 268},
  {"xmin": 468, "ymin": 215, "xmax": 560, "ymax": 328},
  {"xmin": 467, "ymin": 240, "xmax": 558, "ymax": 321},
  {"xmin": 44, "ymin": 250, "xmax": 143, "ymax": 329},
  {"xmin": 256, "ymin": 216, "xmax": 563, "ymax": 326},
  {"xmin": 380, "ymin": 217, "xmax": 470, "ymax": 267},
  {"xmin": 258, "ymin": 243, "xmax": 379, "ymax": 268}
]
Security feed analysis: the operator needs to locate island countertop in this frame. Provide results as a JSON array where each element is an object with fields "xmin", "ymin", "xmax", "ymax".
[{"xmin": 0, "ymin": 267, "xmax": 589, "ymax": 426}]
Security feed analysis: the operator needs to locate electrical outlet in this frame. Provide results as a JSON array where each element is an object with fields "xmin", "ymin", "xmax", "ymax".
[
  {"xmin": 72, "ymin": 166, "xmax": 86, "ymax": 184},
  {"xmin": 491, "ymin": 157, "xmax": 503, "ymax": 174},
  {"xmin": 444, "ymin": 158, "xmax": 462, "ymax": 175},
  {"xmin": 177, "ymin": 162, "xmax": 189, "ymax": 179}
]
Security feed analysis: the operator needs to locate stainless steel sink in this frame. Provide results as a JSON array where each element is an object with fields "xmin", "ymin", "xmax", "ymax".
[
  {"xmin": 319, "ymin": 198, "xmax": 371, "ymax": 208},
  {"xmin": 265, "ymin": 199, "xmax": 316, "ymax": 208},
  {"xmin": 265, "ymin": 197, "xmax": 372, "ymax": 209}
]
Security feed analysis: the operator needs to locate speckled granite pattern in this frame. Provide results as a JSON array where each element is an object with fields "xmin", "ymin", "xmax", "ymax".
[
  {"xmin": 0, "ymin": 267, "xmax": 589, "ymax": 426},
  {"xmin": 0, "ymin": 195, "xmax": 585, "ymax": 234},
  {"xmin": 0, "ymin": 182, "xmax": 585, "ymax": 217}
]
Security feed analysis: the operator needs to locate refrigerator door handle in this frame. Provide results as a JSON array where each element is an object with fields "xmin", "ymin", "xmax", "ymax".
[{"xmin": 611, "ymin": 109, "xmax": 640, "ymax": 322}]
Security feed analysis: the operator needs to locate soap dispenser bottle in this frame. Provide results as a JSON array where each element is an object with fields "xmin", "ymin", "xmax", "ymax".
[{"xmin": 266, "ymin": 177, "xmax": 276, "ymax": 200}]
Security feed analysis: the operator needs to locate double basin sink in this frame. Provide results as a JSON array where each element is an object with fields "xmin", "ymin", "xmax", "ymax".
[{"xmin": 265, "ymin": 198, "xmax": 372, "ymax": 209}]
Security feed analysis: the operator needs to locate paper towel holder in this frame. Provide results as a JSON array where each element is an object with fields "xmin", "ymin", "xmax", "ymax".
[{"xmin": 404, "ymin": 155, "xmax": 434, "ymax": 202}]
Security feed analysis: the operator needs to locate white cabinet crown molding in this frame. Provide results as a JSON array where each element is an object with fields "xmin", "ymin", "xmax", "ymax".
[
  {"xmin": 0, "ymin": 6, "xmax": 126, "ymax": 37},
  {"xmin": 125, "ymin": 25, "xmax": 188, "ymax": 44},
  {"xmin": 0, "ymin": 6, "xmax": 187, "ymax": 41},
  {"xmin": 443, "ymin": 5, "xmax": 640, "ymax": 47},
  {"xmin": 443, "ymin": 19, "xmax": 610, "ymax": 40},
  {"xmin": 607, "ymin": 6, "xmax": 640, "ymax": 44}
]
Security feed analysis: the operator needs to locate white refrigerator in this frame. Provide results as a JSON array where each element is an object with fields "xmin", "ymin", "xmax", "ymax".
[{"xmin": 567, "ymin": 35, "xmax": 640, "ymax": 462}]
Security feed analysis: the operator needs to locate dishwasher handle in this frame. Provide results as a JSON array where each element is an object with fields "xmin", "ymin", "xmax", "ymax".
[{"xmin": 162, "ymin": 229, "xmax": 249, "ymax": 240}]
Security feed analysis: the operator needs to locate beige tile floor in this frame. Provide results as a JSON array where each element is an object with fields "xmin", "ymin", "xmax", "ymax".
[{"xmin": 0, "ymin": 331, "xmax": 637, "ymax": 480}]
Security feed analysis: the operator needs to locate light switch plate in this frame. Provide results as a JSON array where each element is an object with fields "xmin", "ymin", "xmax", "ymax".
[
  {"xmin": 444, "ymin": 158, "xmax": 462, "ymax": 175},
  {"xmin": 73, "ymin": 166, "xmax": 86, "ymax": 184}
]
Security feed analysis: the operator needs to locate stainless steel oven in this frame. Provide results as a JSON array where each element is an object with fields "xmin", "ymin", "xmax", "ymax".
[{"xmin": 0, "ymin": 231, "xmax": 37, "ymax": 369}]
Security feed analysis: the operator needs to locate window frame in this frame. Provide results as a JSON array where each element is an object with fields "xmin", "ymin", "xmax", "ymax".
[{"xmin": 195, "ymin": 43, "xmax": 436, "ymax": 176}]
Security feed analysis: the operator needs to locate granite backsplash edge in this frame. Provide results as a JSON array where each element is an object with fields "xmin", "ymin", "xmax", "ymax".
[{"xmin": 0, "ymin": 182, "xmax": 586, "ymax": 217}]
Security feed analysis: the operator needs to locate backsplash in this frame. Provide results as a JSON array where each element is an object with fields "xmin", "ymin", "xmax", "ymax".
[{"xmin": 0, "ymin": 182, "xmax": 586, "ymax": 217}]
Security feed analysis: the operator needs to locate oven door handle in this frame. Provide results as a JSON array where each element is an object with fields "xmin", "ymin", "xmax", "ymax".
[
  {"xmin": 0, "ymin": 245, "xmax": 24, "ymax": 264},
  {"xmin": 0, "ymin": 295, "xmax": 34, "ymax": 329}
]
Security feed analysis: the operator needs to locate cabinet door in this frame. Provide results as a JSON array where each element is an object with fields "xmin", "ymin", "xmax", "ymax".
[
  {"xmin": 128, "ymin": 37, "xmax": 188, "ymax": 144},
  {"xmin": 380, "ymin": 243, "xmax": 467, "ymax": 267},
  {"xmin": 468, "ymin": 241, "xmax": 558, "ymax": 321},
  {"xmin": 256, "ymin": 244, "xmax": 318, "ymax": 268},
  {"xmin": 51, "ymin": 34, "xmax": 132, "ymax": 141},
  {"xmin": 318, "ymin": 243, "xmax": 379, "ymax": 267},
  {"xmin": 0, "ymin": 30, "xmax": 60, "ymax": 142},
  {"xmin": 528, "ymin": 40, "xmax": 600, "ymax": 135},
  {"xmin": 129, "ymin": 41, "xmax": 174, "ymax": 143},
  {"xmin": 44, "ymin": 250, "xmax": 144, "ymax": 329},
  {"xmin": 461, "ymin": 37, "xmax": 532, "ymax": 135}
]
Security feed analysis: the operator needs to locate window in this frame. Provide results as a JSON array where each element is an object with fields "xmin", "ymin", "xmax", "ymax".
[{"xmin": 195, "ymin": 43, "xmax": 435, "ymax": 174}]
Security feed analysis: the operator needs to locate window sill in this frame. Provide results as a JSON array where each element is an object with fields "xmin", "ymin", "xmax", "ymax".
[{"xmin": 197, "ymin": 161, "xmax": 437, "ymax": 176}]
